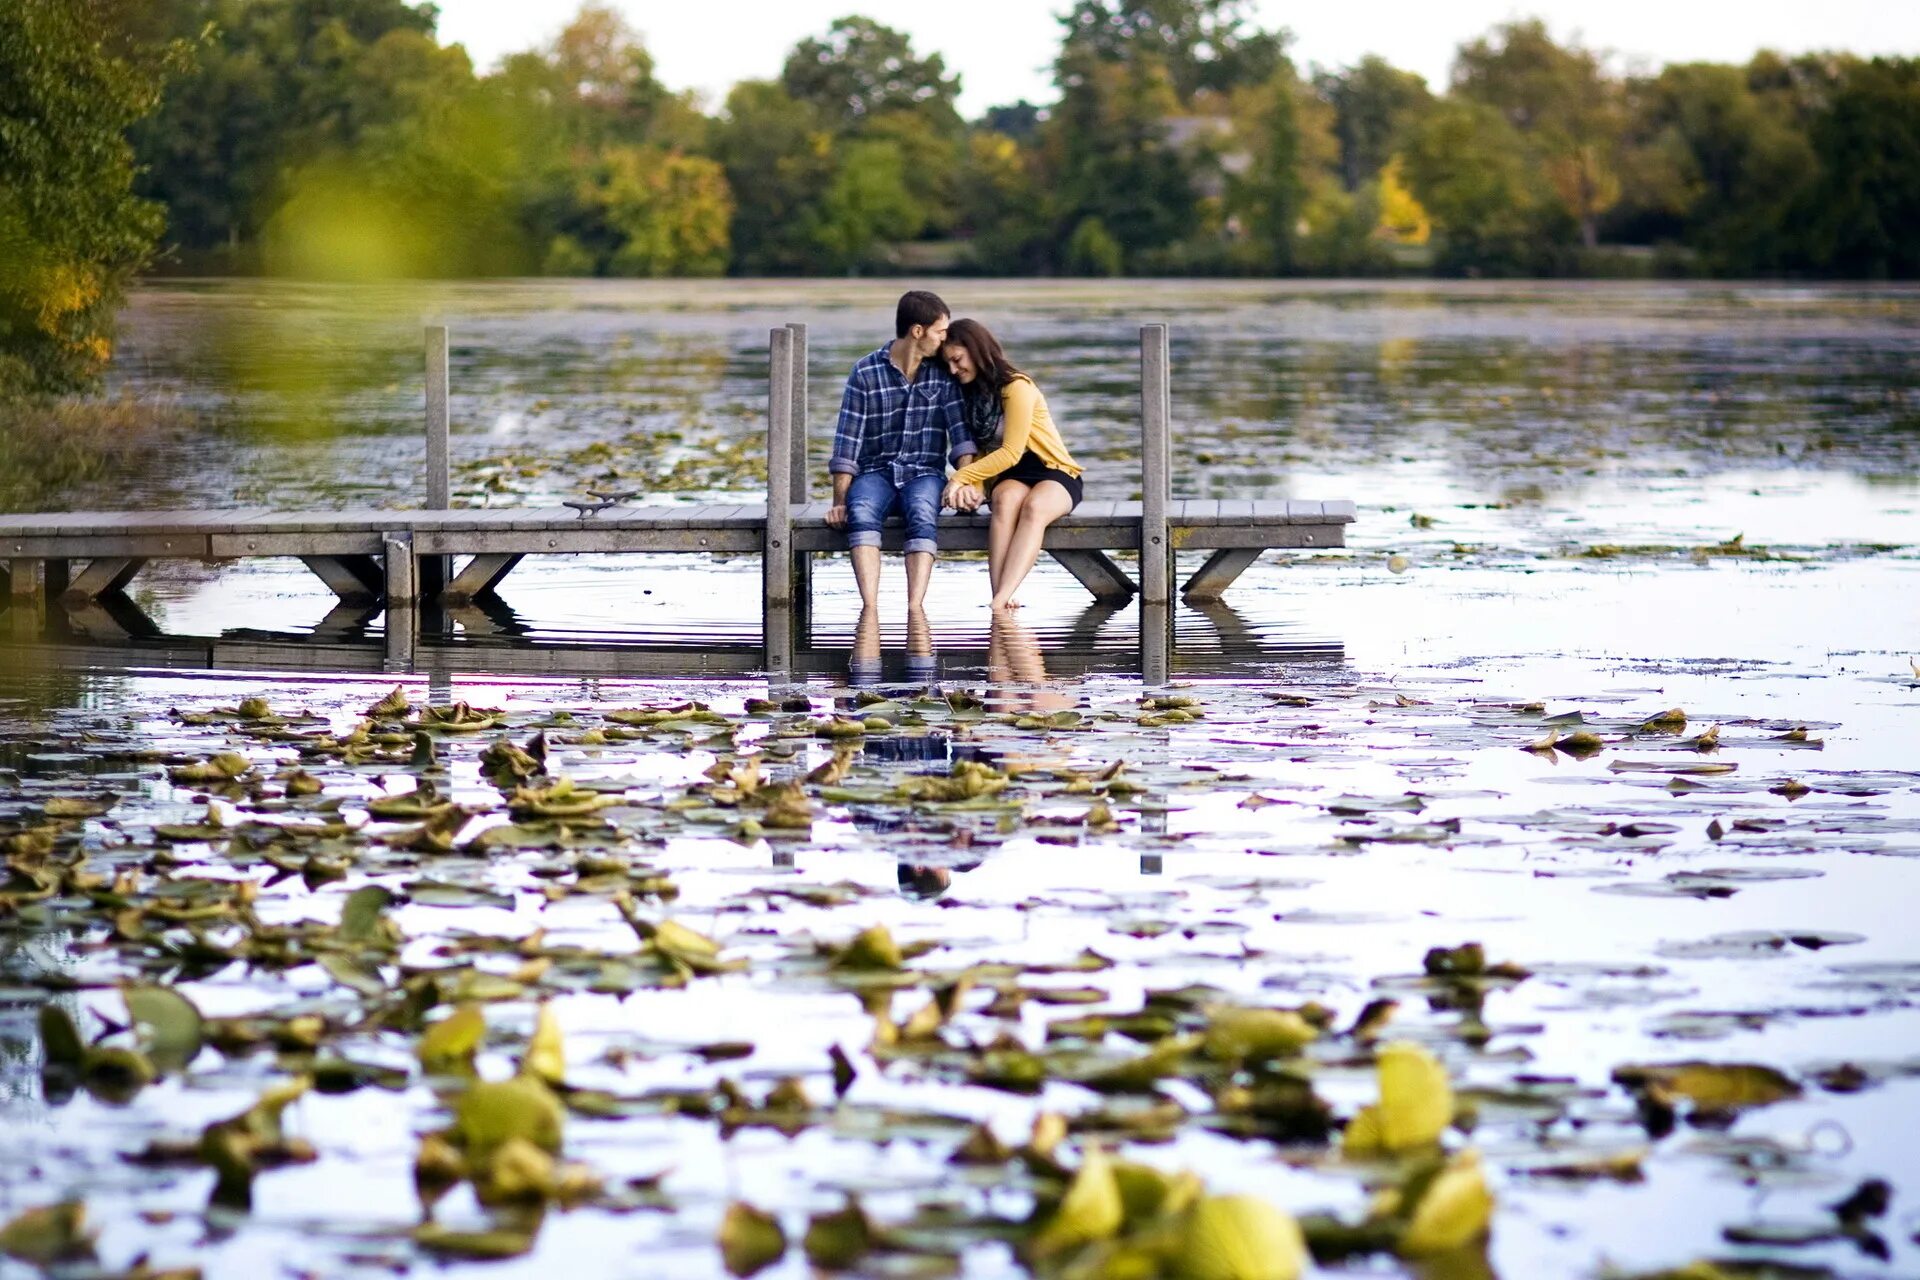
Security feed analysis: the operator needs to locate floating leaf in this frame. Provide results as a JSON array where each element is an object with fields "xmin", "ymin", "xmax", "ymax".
[
  {"xmin": 1202, "ymin": 1007, "xmax": 1318, "ymax": 1063},
  {"xmin": 414, "ymin": 1224, "xmax": 535, "ymax": 1259},
  {"xmin": 123, "ymin": 984, "xmax": 204, "ymax": 1074},
  {"xmin": 523, "ymin": 1004, "xmax": 565, "ymax": 1086},
  {"xmin": 38, "ymin": 1005, "xmax": 85, "ymax": 1069},
  {"xmin": 1343, "ymin": 1041, "xmax": 1453, "ymax": 1154},
  {"xmin": 454, "ymin": 1075, "xmax": 566, "ymax": 1159},
  {"xmin": 1176, "ymin": 1194, "xmax": 1307, "ymax": 1280},
  {"xmin": 1398, "ymin": 1149, "xmax": 1494, "ymax": 1255},
  {"xmin": 803, "ymin": 1200, "xmax": 873, "ymax": 1270},
  {"xmin": 0, "ymin": 1201, "xmax": 94, "ymax": 1265},
  {"xmin": 832, "ymin": 924, "xmax": 904, "ymax": 972},
  {"xmin": 337, "ymin": 885, "xmax": 395, "ymax": 945},
  {"xmin": 419, "ymin": 1005, "xmax": 487, "ymax": 1071},
  {"xmin": 1031, "ymin": 1141, "xmax": 1124, "ymax": 1258},
  {"xmin": 1613, "ymin": 1062, "xmax": 1801, "ymax": 1117},
  {"xmin": 720, "ymin": 1201, "xmax": 787, "ymax": 1277}
]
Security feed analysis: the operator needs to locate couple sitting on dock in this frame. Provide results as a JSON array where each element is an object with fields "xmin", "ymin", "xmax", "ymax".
[{"xmin": 825, "ymin": 289, "xmax": 1083, "ymax": 613}]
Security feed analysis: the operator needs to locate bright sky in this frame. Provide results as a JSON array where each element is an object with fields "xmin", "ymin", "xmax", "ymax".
[{"xmin": 435, "ymin": 1, "xmax": 1920, "ymax": 117}]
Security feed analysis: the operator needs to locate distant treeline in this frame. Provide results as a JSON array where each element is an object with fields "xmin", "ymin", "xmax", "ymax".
[{"xmin": 3, "ymin": 0, "xmax": 1918, "ymax": 393}]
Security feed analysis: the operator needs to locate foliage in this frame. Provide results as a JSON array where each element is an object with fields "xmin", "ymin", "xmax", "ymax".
[
  {"xmin": 39, "ymin": 0, "xmax": 1920, "ymax": 285},
  {"xmin": 0, "ymin": 0, "xmax": 186, "ymax": 394}
]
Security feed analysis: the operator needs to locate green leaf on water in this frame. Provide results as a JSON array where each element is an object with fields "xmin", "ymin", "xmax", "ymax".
[
  {"xmin": 38, "ymin": 1005, "xmax": 85, "ymax": 1068},
  {"xmin": 123, "ymin": 984, "xmax": 203, "ymax": 1074},
  {"xmin": 719, "ymin": 1201, "xmax": 787, "ymax": 1277},
  {"xmin": 419, "ymin": 1005, "xmax": 487, "ymax": 1071},
  {"xmin": 0, "ymin": 1200, "xmax": 94, "ymax": 1265},
  {"xmin": 338, "ymin": 885, "xmax": 395, "ymax": 944},
  {"xmin": 453, "ymin": 1075, "xmax": 566, "ymax": 1159},
  {"xmin": 1031, "ymin": 1141, "xmax": 1124, "ymax": 1258}
]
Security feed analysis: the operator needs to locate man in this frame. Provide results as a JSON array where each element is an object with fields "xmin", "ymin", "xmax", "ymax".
[{"xmin": 825, "ymin": 290, "xmax": 975, "ymax": 611}]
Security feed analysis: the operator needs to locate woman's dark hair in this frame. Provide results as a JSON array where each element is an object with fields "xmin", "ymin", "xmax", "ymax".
[
  {"xmin": 945, "ymin": 318, "xmax": 1025, "ymax": 450},
  {"xmin": 895, "ymin": 289, "xmax": 950, "ymax": 338}
]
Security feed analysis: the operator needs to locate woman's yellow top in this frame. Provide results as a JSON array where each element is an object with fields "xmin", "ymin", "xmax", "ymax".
[{"xmin": 950, "ymin": 374, "xmax": 1083, "ymax": 487}]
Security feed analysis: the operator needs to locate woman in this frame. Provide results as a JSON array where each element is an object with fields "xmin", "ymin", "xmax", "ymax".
[{"xmin": 940, "ymin": 319, "xmax": 1085, "ymax": 611}]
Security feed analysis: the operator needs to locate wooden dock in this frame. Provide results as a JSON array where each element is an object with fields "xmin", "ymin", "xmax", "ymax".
[{"xmin": 1, "ymin": 324, "xmax": 1353, "ymax": 683}]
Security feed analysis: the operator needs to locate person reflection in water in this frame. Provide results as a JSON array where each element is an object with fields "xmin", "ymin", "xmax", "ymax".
[
  {"xmin": 986, "ymin": 612, "xmax": 1077, "ymax": 715},
  {"xmin": 848, "ymin": 604, "xmax": 935, "ymax": 686}
]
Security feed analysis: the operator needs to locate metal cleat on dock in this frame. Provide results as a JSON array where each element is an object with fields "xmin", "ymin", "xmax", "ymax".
[
  {"xmin": 563, "ymin": 498, "xmax": 619, "ymax": 518},
  {"xmin": 586, "ymin": 488, "xmax": 642, "ymax": 503}
]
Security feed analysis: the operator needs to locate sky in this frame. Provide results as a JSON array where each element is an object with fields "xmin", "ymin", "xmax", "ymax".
[{"xmin": 435, "ymin": 1, "xmax": 1920, "ymax": 117}]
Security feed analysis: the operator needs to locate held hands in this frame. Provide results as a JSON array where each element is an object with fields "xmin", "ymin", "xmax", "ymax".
[{"xmin": 942, "ymin": 481, "xmax": 985, "ymax": 512}]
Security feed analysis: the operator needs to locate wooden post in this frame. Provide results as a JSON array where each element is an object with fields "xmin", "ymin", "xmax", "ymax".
[
  {"xmin": 785, "ymin": 321, "xmax": 812, "ymax": 639},
  {"xmin": 1140, "ymin": 324, "xmax": 1172, "ymax": 685},
  {"xmin": 785, "ymin": 322, "xmax": 809, "ymax": 498},
  {"xmin": 383, "ymin": 532, "xmax": 417, "ymax": 669},
  {"xmin": 763, "ymin": 327, "xmax": 795, "ymax": 675},
  {"xmin": 1140, "ymin": 324, "xmax": 1171, "ymax": 605},
  {"xmin": 7, "ymin": 558, "xmax": 44, "ymax": 640},
  {"xmin": 422, "ymin": 325, "xmax": 452, "ymax": 598}
]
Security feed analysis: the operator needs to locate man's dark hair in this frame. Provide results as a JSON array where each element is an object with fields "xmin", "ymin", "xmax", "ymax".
[{"xmin": 895, "ymin": 290, "xmax": 949, "ymax": 338}]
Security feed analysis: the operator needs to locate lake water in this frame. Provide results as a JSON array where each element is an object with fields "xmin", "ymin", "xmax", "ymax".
[{"xmin": 1, "ymin": 280, "xmax": 1917, "ymax": 1279}]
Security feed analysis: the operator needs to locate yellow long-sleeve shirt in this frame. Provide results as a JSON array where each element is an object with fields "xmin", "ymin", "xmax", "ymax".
[{"xmin": 950, "ymin": 375, "xmax": 1083, "ymax": 487}]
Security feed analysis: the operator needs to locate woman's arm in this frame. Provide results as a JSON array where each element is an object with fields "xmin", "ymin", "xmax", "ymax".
[{"xmin": 950, "ymin": 379, "xmax": 1038, "ymax": 487}]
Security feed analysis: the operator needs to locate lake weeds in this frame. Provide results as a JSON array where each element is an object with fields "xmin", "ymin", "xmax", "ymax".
[{"xmin": 1, "ymin": 280, "xmax": 1917, "ymax": 1278}]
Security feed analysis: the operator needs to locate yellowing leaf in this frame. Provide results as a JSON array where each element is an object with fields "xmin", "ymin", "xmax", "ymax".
[
  {"xmin": 719, "ymin": 1201, "xmax": 786, "ymax": 1277},
  {"xmin": 454, "ymin": 1076, "xmax": 565, "ymax": 1159},
  {"xmin": 1612, "ymin": 1061, "xmax": 1800, "ymax": 1116},
  {"xmin": 1031, "ymin": 1141, "xmax": 1124, "ymax": 1258},
  {"xmin": 523, "ymin": 1003, "xmax": 565, "ymax": 1086},
  {"xmin": 0, "ymin": 1200, "xmax": 93, "ymax": 1265},
  {"xmin": 832, "ymin": 924, "xmax": 903, "ymax": 971},
  {"xmin": 1175, "ymin": 1194, "xmax": 1307, "ymax": 1280},
  {"xmin": 1399, "ymin": 1150, "xmax": 1494, "ymax": 1255},
  {"xmin": 418, "ymin": 1004, "xmax": 486, "ymax": 1070},
  {"xmin": 1202, "ymin": 1007, "xmax": 1318, "ymax": 1063},
  {"xmin": 1343, "ymin": 1041, "xmax": 1453, "ymax": 1154}
]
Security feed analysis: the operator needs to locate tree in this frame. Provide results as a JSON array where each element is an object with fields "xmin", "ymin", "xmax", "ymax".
[
  {"xmin": 1803, "ymin": 58, "xmax": 1920, "ymax": 276},
  {"xmin": 1400, "ymin": 98, "xmax": 1552, "ymax": 273},
  {"xmin": 809, "ymin": 139, "xmax": 923, "ymax": 273},
  {"xmin": 1, "ymin": 0, "xmax": 185, "ymax": 394},
  {"xmin": 589, "ymin": 147, "xmax": 732, "ymax": 276},
  {"xmin": 1316, "ymin": 56, "xmax": 1432, "ymax": 191},
  {"xmin": 781, "ymin": 17, "xmax": 962, "ymax": 136},
  {"xmin": 1055, "ymin": 0, "xmax": 1287, "ymax": 99},
  {"xmin": 712, "ymin": 80, "xmax": 835, "ymax": 273},
  {"xmin": 1454, "ymin": 19, "xmax": 1622, "ymax": 248},
  {"xmin": 1617, "ymin": 60, "xmax": 1816, "ymax": 272},
  {"xmin": 131, "ymin": 0, "xmax": 448, "ymax": 257}
]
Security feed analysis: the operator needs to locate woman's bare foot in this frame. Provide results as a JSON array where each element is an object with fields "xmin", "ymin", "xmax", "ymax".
[{"xmin": 990, "ymin": 595, "xmax": 1019, "ymax": 612}]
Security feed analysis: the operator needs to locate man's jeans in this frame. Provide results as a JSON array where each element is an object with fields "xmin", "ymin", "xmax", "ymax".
[{"xmin": 846, "ymin": 471, "xmax": 942, "ymax": 557}]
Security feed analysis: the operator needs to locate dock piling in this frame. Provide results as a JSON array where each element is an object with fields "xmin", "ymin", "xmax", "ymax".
[
  {"xmin": 1140, "ymin": 324, "xmax": 1173, "ymax": 684},
  {"xmin": 423, "ymin": 325, "xmax": 453, "ymax": 598},
  {"xmin": 763, "ymin": 327, "xmax": 796, "ymax": 673}
]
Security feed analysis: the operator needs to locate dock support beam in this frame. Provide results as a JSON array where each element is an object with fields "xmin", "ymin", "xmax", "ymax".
[
  {"xmin": 763, "ymin": 327, "xmax": 795, "ymax": 675},
  {"xmin": 785, "ymin": 321, "xmax": 812, "ymax": 647},
  {"xmin": 421, "ymin": 325, "xmax": 452, "ymax": 600},
  {"xmin": 1140, "ymin": 324, "xmax": 1172, "ymax": 686},
  {"xmin": 300, "ymin": 555, "xmax": 385, "ymax": 604},
  {"xmin": 1048, "ymin": 549, "xmax": 1137, "ymax": 601},
  {"xmin": 1182, "ymin": 548, "xmax": 1263, "ymax": 603},
  {"xmin": 443, "ymin": 553, "xmax": 523, "ymax": 604},
  {"xmin": 59, "ymin": 557, "xmax": 144, "ymax": 606}
]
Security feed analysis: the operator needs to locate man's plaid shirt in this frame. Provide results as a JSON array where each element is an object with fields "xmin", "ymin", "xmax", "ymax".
[{"xmin": 828, "ymin": 343, "xmax": 972, "ymax": 485}]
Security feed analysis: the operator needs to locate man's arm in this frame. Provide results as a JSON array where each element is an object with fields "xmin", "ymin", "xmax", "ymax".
[{"xmin": 826, "ymin": 373, "xmax": 866, "ymax": 528}]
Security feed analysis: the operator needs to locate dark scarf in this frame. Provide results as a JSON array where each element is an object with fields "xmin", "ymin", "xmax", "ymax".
[{"xmin": 963, "ymin": 381, "xmax": 1003, "ymax": 453}]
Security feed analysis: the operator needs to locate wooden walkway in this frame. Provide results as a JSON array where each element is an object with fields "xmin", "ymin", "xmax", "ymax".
[{"xmin": 1, "ymin": 324, "xmax": 1353, "ymax": 682}]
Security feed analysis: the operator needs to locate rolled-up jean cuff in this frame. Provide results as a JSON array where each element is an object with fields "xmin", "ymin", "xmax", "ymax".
[
  {"xmin": 847, "ymin": 530, "xmax": 882, "ymax": 549},
  {"xmin": 904, "ymin": 538, "xmax": 938, "ymax": 557}
]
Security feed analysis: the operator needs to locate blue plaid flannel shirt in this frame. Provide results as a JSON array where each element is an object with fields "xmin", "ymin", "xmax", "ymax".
[{"xmin": 828, "ymin": 343, "xmax": 973, "ymax": 486}]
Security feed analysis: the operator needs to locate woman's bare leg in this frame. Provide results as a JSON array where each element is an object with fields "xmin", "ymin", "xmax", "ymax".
[
  {"xmin": 985, "ymin": 481, "xmax": 1030, "ymax": 601},
  {"xmin": 992, "ymin": 481, "xmax": 1073, "ymax": 611}
]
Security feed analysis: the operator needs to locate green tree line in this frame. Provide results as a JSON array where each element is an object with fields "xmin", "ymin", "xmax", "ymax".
[{"xmin": 4, "ymin": 0, "xmax": 1918, "ymax": 395}]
